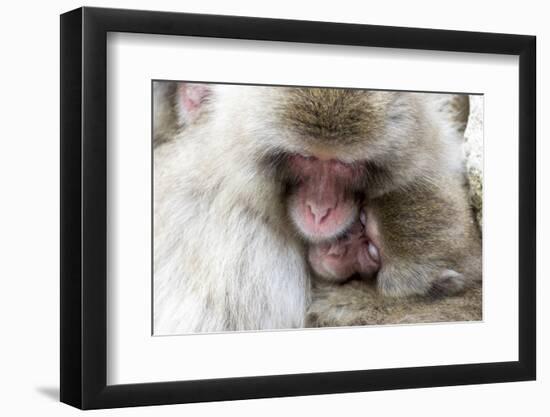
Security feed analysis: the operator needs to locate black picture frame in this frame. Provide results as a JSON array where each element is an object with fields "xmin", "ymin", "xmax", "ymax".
[{"xmin": 60, "ymin": 6, "xmax": 536, "ymax": 410}]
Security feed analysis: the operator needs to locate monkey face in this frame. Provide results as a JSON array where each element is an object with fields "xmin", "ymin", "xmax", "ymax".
[
  {"xmin": 308, "ymin": 213, "xmax": 381, "ymax": 282},
  {"xmin": 268, "ymin": 88, "xmax": 435, "ymax": 199},
  {"xmin": 285, "ymin": 154, "xmax": 364, "ymax": 242},
  {"xmin": 265, "ymin": 89, "xmax": 427, "ymax": 243}
]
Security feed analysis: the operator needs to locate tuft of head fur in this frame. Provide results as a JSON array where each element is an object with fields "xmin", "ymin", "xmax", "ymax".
[{"xmin": 279, "ymin": 88, "xmax": 391, "ymax": 144}]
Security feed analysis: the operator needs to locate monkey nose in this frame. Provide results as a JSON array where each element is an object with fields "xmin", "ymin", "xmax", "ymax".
[{"xmin": 307, "ymin": 203, "xmax": 332, "ymax": 225}]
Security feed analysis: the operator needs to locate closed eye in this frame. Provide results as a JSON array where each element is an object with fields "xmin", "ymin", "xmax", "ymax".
[{"xmin": 363, "ymin": 160, "xmax": 392, "ymax": 190}]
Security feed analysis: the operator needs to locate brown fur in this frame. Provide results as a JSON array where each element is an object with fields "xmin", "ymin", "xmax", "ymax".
[
  {"xmin": 280, "ymin": 88, "xmax": 391, "ymax": 144},
  {"xmin": 372, "ymin": 174, "xmax": 482, "ymax": 297},
  {"xmin": 449, "ymin": 94, "xmax": 470, "ymax": 134},
  {"xmin": 307, "ymin": 280, "xmax": 482, "ymax": 327},
  {"xmin": 153, "ymin": 81, "xmax": 180, "ymax": 147},
  {"xmin": 276, "ymin": 89, "xmax": 453, "ymax": 202},
  {"xmin": 306, "ymin": 93, "xmax": 482, "ymax": 325},
  {"xmin": 282, "ymin": 88, "xmax": 481, "ymax": 299}
]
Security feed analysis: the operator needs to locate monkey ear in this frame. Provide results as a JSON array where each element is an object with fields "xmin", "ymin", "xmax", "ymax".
[{"xmin": 174, "ymin": 83, "xmax": 211, "ymax": 126}]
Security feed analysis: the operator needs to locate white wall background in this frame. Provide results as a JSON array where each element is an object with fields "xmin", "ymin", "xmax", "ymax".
[{"xmin": 0, "ymin": 0, "xmax": 545, "ymax": 415}]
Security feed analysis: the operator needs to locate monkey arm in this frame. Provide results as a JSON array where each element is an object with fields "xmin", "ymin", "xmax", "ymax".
[
  {"xmin": 371, "ymin": 176, "xmax": 482, "ymax": 298},
  {"xmin": 306, "ymin": 279, "xmax": 482, "ymax": 327}
]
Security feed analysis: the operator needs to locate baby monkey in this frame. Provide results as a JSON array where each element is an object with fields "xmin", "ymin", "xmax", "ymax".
[
  {"xmin": 308, "ymin": 212, "xmax": 380, "ymax": 283},
  {"xmin": 308, "ymin": 174, "xmax": 481, "ymax": 298}
]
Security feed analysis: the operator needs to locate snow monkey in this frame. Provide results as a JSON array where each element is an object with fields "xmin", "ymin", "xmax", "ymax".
[
  {"xmin": 283, "ymin": 89, "xmax": 481, "ymax": 297},
  {"xmin": 153, "ymin": 82, "xmax": 481, "ymax": 334}
]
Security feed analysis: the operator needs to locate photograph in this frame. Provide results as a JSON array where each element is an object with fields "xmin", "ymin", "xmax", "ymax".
[{"xmin": 152, "ymin": 81, "xmax": 484, "ymax": 336}]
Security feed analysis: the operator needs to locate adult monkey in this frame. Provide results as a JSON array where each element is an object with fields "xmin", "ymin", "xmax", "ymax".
[
  {"xmin": 154, "ymin": 83, "xmax": 311, "ymax": 334},
  {"xmin": 305, "ymin": 93, "xmax": 482, "ymax": 327},
  {"xmin": 284, "ymin": 89, "xmax": 480, "ymax": 297},
  {"xmin": 153, "ymin": 82, "xmax": 479, "ymax": 334}
]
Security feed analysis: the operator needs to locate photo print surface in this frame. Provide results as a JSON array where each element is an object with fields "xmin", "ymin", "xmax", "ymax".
[{"xmin": 152, "ymin": 81, "xmax": 483, "ymax": 336}]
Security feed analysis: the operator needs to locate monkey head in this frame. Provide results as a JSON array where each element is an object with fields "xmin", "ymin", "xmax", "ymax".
[{"xmin": 270, "ymin": 87, "xmax": 441, "ymax": 244}]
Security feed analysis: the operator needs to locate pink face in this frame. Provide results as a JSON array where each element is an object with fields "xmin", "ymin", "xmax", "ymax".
[
  {"xmin": 308, "ymin": 211, "xmax": 382, "ymax": 283},
  {"xmin": 287, "ymin": 154, "xmax": 363, "ymax": 243}
]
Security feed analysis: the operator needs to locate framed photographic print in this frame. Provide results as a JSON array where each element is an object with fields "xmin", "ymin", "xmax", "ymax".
[{"xmin": 60, "ymin": 6, "xmax": 536, "ymax": 409}]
